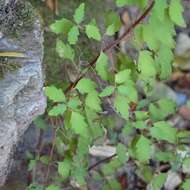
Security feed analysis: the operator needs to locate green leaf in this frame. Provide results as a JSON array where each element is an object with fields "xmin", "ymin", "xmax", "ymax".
[
  {"xmin": 183, "ymin": 157, "xmax": 190, "ymax": 172},
  {"xmin": 28, "ymin": 159, "xmax": 36, "ymax": 171},
  {"xmin": 142, "ymin": 24, "xmax": 159, "ymax": 51},
  {"xmin": 115, "ymin": 0, "xmax": 127, "ymax": 7},
  {"xmin": 153, "ymin": 15, "xmax": 176, "ymax": 48},
  {"xmin": 99, "ymin": 86, "xmax": 115, "ymax": 97},
  {"xmin": 187, "ymin": 100, "xmax": 190, "ymax": 109},
  {"xmin": 73, "ymin": 3, "xmax": 85, "ymax": 24},
  {"xmin": 58, "ymin": 159, "xmax": 71, "ymax": 179},
  {"xmin": 116, "ymin": 0, "xmax": 147, "ymax": 8},
  {"xmin": 133, "ymin": 121, "xmax": 147, "ymax": 129},
  {"xmin": 155, "ymin": 151, "xmax": 174, "ymax": 162},
  {"xmin": 114, "ymin": 95, "xmax": 129, "ymax": 119},
  {"xmin": 150, "ymin": 121, "xmax": 177, "ymax": 144},
  {"xmin": 70, "ymin": 112, "xmax": 88, "ymax": 136},
  {"xmin": 50, "ymin": 18, "xmax": 73, "ymax": 35},
  {"xmin": 115, "ymin": 69, "xmax": 131, "ymax": 84},
  {"xmin": 48, "ymin": 104, "xmax": 66, "ymax": 116},
  {"xmin": 56, "ymin": 40, "xmax": 75, "ymax": 62},
  {"xmin": 40, "ymin": 155, "xmax": 50, "ymax": 165},
  {"xmin": 149, "ymin": 99, "xmax": 176, "ymax": 121},
  {"xmin": 169, "ymin": 0, "xmax": 186, "ymax": 27},
  {"xmin": 105, "ymin": 11, "xmax": 121, "ymax": 36},
  {"xmin": 45, "ymin": 86, "xmax": 65, "ymax": 102},
  {"xmin": 182, "ymin": 178, "xmax": 190, "ymax": 190},
  {"xmin": 102, "ymin": 164, "xmax": 115, "ymax": 176},
  {"xmin": 85, "ymin": 91, "xmax": 102, "ymax": 112},
  {"xmin": 151, "ymin": 173, "xmax": 167, "ymax": 190},
  {"xmin": 45, "ymin": 185, "xmax": 60, "ymax": 190},
  {"xmin": 135, "ymin": 136, "xmax": 151, "ymax": 162},
  {"xmin": 76, "ymin": 78, "xmax": 96, "ymax": 94},
  {"xmin": 117, "ymin": 84, "xmax": 138, "ymax": 102},
  {"xmin": 122, "ymin": 122, "xmax": 134, "ymax": 136},
  {"xmin": 85, "ymin": 23, "xmax": 101, "ymax": 41},
  {"xmin": 135, "ymin": 111, "xmax": 149, "ymax": 120},
  {"xmin": 156, "ymin": 45, "xmax": 173, "ymax": 79},
  {"xmin": 138, "ymin": 51, "xmax": 156, "ymax": 78},
  {"xmin": 68, "ymin": 26, "xmax": 80, "ymax": 45},
  {"xmin": 108, "ymin": 179, "xmax": 122, "ymax": 190},
  {"xmin": 34, "ymin": 117, "xmax": 47, "ymax": 130},
  {"xmin": 96, "ymin": 52, "xmax": 109, "ymax": 80},
  {"xmin": 67, "ymin": 97, "xmax": 81, "ymax": 109},
  {"xmin": 116, "ymin": 143, "xmax": 128, "ymax": 163},
  {"xmin": 152, "ymin": 0, "xmax": 167, "ymax": 21},
  {"xmin": 72, "ymin": 166, "xmax": 86, "ymax": 185}
]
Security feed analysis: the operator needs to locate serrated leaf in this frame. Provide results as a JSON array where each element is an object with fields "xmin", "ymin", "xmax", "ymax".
[
  {"xmin": 48, "ymin": 104, "xmax": 66, "ymax": 116},
  {"xmin": 96, "ymin": 52, "xmax": 109, "ymax": 80},
  {"xmin": 73, "ymin": 166, "xmax": 86, "ymax": 185},
  {"xmin": 34, "ymin": 117, "xmax": 47, "ymax": 130},
  {"xmin": 56, "ymin": 40, "xmax": 75, "ymax": 62},
  {"xmin": 116, "ymin": 0, "xmax": 147, "ymax": 8},
  {"xmin": 115, "ymin": 69, "xmax": 131, "ymax": 84},
  {"xmin": 135, "ymin": 111, "xmax": 149, "ymax": 120},
  {"xmin": 76, "ymin": 78, "xmax": 96, "ymax": 94},
  {"xmin": 28, "ymin": 160, "xmax": 36, "ymax": 171},
  {"xmin": 58, "ymin": 159, "xmax": 71, "ymax": 179},
  {"xmin": 70, "ymin": 112, "xmax": 88, "ymax": 136},
  {"xmin": 85, "ymin": 23, "xmax": 101, "ymax": 41},
  {"xmin": 45, "ymin": 86, "xmax": 65, "ymax": 102},
  {"xmin": 67, "ymin": 97, "xmax": 81, "ymax": 109},
  {"xmin": 182, "ymin": 178, "xmax": 190, "ymax": 190},
  {"xmin": 156, "ymin": 45, "xmax": 173, "ymax": 79},
  {"xmin": 135, "ymin": 135, "xmax": 151, "ymax": 162},
  {"xmin": 152, "ymin": 0, "xmax": 167, "ymax": 21},
  {"xmin": 169, "ymin": 0, "xmax": 186, "ymax": 27},
  {"xmin": 142, "ymin": 24, "xmax": 159, "ymax": 51},
  {"xmin": 151, "ymin": 173, "xmax": 167, "ymax": 190},
  {"xmin": 152, "ymin": 15, "xmax": 176, "ymax": 48},
  {"xmin": 99, "ymin": 86, "xmax": 115, "ymax": 97},
  {"xmin": 117, "ymin": 84, "xmax": 138, "ymax": 102},
  {"xmin": 68, "ymin": 26, "xmax": 80, "ymax": 45},
  {"xmin": 116, "ymin": 143, "xmax": 128, "ymax": 163},
  {"xmin": 73, "ymin": 3, "xmax": 85, "ymax": 24},
  {"xmin": 183, "ymin": 157, "xmax": 190, "ymax": 172},
  {"xmin": 85, "ymin": 91, "xmax": 101, "ymax": 112},
  {"xmin": 45, "ymin": 185, "xmax": 60, "ymax": 190},
  {"xmin": 155, "ymin": 150, "xmax": 174, "ymax": 162},
  {"xmin": 138, "ymin": 51, "xmax": 156, "ymax": 78},
  {"xmin": 105, "ymin": 11, "xmax": 121, "ymax": 36},
  {"xmin": 114, "ymin": 95, "xmax": 129, "ymax": 119},
  {"xmin": 115, "ymin": 0, "xmax": 128, "ymax": 7},
  {"xmin": 149, "ymin": 99, "xmax": 176, "ymax": 121},
  {"xmin": 122, "ymin": 122, "xmax": 134, "ymax": 136},
  {"xmin": 133, "ymin": 121, "xmax": 147, "ymax": 129},
  {"xmin": 50, "ymin": 18, "xmax": 73, "ymax": 35},
  {"xmin": 150, "ymin": 121, "xmax": 177, "ymax": 144}
]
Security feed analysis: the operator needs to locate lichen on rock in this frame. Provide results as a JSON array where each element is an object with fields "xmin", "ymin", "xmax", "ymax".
[{"xmin": 0, "ymin": 0, "xmax": 35, "ymax": 36}]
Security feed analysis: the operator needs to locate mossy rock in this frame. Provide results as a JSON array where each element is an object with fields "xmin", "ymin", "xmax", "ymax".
[
  {"xmin": 0, "ymin": 0, "xmax": 35, "ymax": 37},
  {"xmin": 0, "ymin": 0, "xmax": 37, "ymax": 78}
]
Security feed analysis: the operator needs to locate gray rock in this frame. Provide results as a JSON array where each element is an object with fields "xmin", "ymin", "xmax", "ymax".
[{"xmin": 0, "ymin": 0, "xmax": 46, "ymax": 186}]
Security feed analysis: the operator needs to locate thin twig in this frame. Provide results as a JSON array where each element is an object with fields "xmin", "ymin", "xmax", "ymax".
[
  {"xmin": 65, "ymin": 1, "xmax": 155, "ymax": 94},
  {"xmin": 88, "ymin": 154, "xmax": 117, "ymax": 171}
]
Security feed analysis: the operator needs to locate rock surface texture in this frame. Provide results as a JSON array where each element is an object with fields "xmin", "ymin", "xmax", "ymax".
[{"xmin": 0, "ymin": 0, "xmax": 46, "ymax": 186}]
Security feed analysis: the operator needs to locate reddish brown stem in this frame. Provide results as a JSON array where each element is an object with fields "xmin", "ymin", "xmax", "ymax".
[
  {"xmin": 88, "ymin": 154, "xmax": 116, "ymax": 171},
  {"xmin": 65, "ymin": 1, "xmax": 155, "ymax": 94}
]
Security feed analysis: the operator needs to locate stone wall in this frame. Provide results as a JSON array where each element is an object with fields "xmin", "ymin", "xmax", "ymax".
[{"xmin": 0, "ymin": 0, "xmax": 46, "ymax": 186}]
